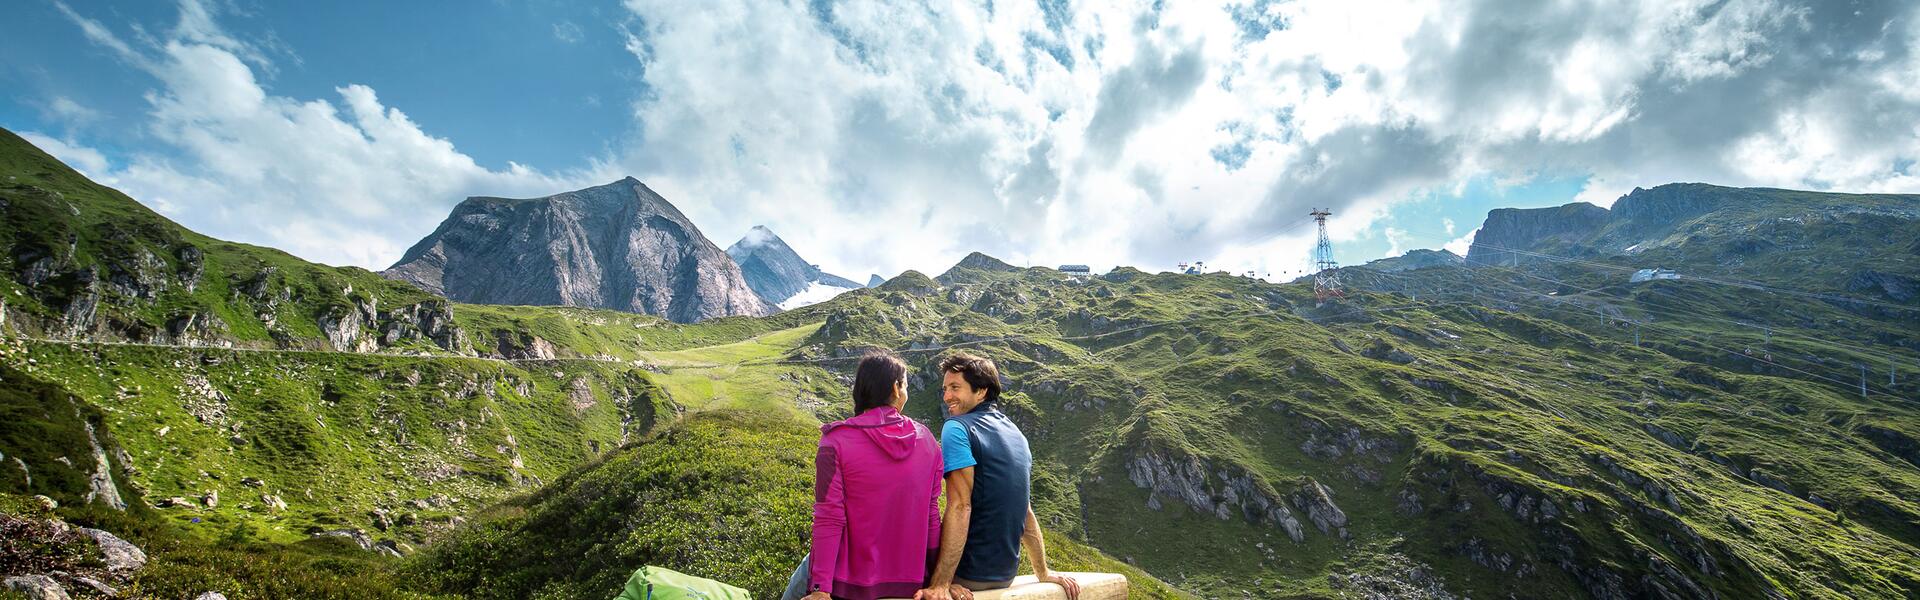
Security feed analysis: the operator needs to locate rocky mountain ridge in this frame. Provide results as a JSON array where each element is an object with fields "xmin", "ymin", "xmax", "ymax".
[
  {"xmin": 724, "ymin": 225, "xmax": 860, "ymax": 305},
  {"xmin": 384, "ymin": 177, "xmax": 773, "ymax": 323}
]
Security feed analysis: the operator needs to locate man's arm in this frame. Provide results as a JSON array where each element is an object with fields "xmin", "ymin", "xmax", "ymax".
[
  {"xmin": 928, "ymin": 467, "xmax": 974, "ymax": 588},
  {"xmin": 1021, "ymin": 506, "xmax": 1080, "ymax": 600}
]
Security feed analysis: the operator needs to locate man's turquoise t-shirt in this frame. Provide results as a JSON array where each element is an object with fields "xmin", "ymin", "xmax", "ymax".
[{"xmin": 940, "ymin": 420, "xmax": 976, "ymax": 472}]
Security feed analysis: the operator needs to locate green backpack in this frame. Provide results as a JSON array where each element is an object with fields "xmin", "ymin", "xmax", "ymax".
[{"xmin": 612, "ymin": 565, "xmax": 754, "ymax": 600}]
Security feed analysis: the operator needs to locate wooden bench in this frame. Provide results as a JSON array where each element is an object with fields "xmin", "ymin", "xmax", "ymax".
[{"xmin": 882, "ymin": 572, "xmax": 1127, "ymax": 600}]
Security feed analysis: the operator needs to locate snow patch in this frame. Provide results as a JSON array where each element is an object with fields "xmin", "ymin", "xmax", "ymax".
[{"xmin": 779, "ymin": 282, "xmax": 857, "ymax": 309}]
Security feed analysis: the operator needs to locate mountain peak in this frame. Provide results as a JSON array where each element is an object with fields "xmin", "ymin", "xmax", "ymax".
[
  {"xmin": 936, "ymin": 252, "xmax": 1020, "ymax": 285},
  {"xmin": 726, "ymin": 226, "xmax": 859, "ymax": 305},
  {"xmin": 383, "ymin": 181, "xmax": 771, "ymax": 323}
]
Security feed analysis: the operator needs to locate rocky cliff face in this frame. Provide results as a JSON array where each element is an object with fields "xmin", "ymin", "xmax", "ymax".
[
  {"xmin": 1465, "ymin": 202, "xmax": 1611, "ymax": 264},
  {"xmin": 724, "ymin": 225, "xmax": 860, "ymax": 305},
  {"xmin": 383, "ymin": 178, "xmax": 772, "ymax": 323}
]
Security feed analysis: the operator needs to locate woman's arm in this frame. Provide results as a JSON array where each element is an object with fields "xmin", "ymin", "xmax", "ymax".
[{"xmin": 807, "ymin": 442, "xmax": 847, "ymax": 597}]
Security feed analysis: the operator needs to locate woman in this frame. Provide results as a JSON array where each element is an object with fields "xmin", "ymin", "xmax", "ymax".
[{"xmin": 782, "ymin": 351, "xmax": 947, "ymax": 600}]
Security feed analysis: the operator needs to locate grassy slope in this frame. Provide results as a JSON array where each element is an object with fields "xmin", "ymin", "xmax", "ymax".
[
  {"xmin": 766, "ymin": 262, "xmax": 1920, "ymax": 599},
  {"xmin": 0, "ymin": 129, "xmax": 443, "ymax": 349},
  {"xmin": 405, "ymin": 409, "xmax": 1190, "ymax": 600},
  {"xmin": 0, "ymin": 130, "xmax": 1180, "ymax": 598},
  {"xmin": 6, "ymin": 128, "xmax": 1917, "ymax": 598}
]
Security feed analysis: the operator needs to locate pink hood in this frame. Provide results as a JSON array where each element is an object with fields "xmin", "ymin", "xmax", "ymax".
[{"xmin": 822, "ymin": 404, "xmax": 928, "ymax": 460}]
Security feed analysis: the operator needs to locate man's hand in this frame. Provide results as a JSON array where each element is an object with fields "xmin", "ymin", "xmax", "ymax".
[
  {"xmin": 912, "ymin": 584, "xmax": 973, "ymax": 600},
  {"xmin": 801, "ymin": 593, "xmax": 831, "ymax": 600},
  {"xmin": 1039, "ymin": 573, "xmax": 1080, "ymax": 600}
]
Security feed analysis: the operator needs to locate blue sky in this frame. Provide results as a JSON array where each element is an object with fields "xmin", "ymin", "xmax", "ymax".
[
  {"xmin": 2, "ymin": 1, "xmax": 636, "ymax": 171},
  {"xmin": 3, "ymin": 1, "xmax": 1917, "ymax": 278}
]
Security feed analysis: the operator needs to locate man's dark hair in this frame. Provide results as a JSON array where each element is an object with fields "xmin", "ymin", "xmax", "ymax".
[
  {"xmin": 938, "ymin": 351, "xmax": 1001, "ymax": 404},
  {"xmin": 852, "ymin": 351, "xmax": 909, "ymax": 414}
]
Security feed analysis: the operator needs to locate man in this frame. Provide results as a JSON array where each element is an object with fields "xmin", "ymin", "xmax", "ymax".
[{"xmin": 916, "ymin": 351, "xmax": 1079, "ymax": 600}]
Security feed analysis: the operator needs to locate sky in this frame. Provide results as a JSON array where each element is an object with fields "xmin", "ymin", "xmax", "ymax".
[{"xmin": 3, "ymin": 0, "xmax": 1917, "ymax": 281}]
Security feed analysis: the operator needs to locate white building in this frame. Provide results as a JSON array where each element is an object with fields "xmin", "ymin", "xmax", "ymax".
[{"xmin": 1631, "ymin": 268, "xmax": 1680, "ymax": 283}]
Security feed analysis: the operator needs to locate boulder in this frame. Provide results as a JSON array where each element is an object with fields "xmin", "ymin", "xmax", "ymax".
[
  {"xmin": 2, "ymin": 574, "xmax": 69, "ymax": 600},
  {"xmin": 79, "ymin": 527, "xmax": 148, "ymax": 573}
]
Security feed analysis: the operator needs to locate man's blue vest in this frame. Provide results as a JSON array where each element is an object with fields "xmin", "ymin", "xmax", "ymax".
[{"xmin": 943, "ymin": 404, "xmax": 1031, "ymax": 583}]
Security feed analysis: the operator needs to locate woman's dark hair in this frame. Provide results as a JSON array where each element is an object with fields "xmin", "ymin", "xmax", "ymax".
[
  {"xmin": 938, "ymin": 351, "xmax": 1001, "ymax": 404},
  {"xmin": 852, "ymin": 351, "xmax": 909, "ymax": 414}
]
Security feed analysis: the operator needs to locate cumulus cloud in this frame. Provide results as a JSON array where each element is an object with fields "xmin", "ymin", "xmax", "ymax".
[
  {"xmin": 1443, "ymin": 227, "xmax": 1480, "ymax": 257},
  {"xmin": 44, "ymin": 0, "xmax": 598, "ymax": 268},
  {"xmin": 601, "ymin": 0, "xmax": 1920, "ymax": 280},
  {"xmin": 17, "ymin": 131, "xmax": 109, "ymax": 177},
  {"xmin": 34, "ymin": 0, "xmax": 1920, "ymax": 278}
]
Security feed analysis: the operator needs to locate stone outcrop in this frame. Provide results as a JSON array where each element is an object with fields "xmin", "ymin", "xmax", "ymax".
[
  {"xmin": 383, "ymin": 177, "xmax": 773, "ymax": 323},
  {"xmin": 78, "ymin": 527, "xmax": 148, "ymax": 573},
  {"xmin": 81, "ymin": 423, "xmax": 125, "ymax": 510},
  {"xmin": 3, "ymin": 575, "xmax": 68, "ymax": 600},
  {"xmin": 1125, "ymin": 448, "xmax": 1309, "ymax": 543},
  {"xmin": 1467, "ymin": 202, "xmax": 1610, "ymax": 264},
  {"xmin": 314, "ymin": 295, "xmax": 463, "ymax": 353},
  {"xmin": 1291, "ymin": 479, "xmax": 1349, "ymax": 537}
]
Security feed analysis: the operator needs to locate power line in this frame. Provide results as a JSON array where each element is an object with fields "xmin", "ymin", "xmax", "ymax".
[
  {"xmin": 1444, "ymin": 243, "xmax": 1915, "ymax": 363},
  {"xmin": 1348, "ymin": 257, "xmax": 1910, "ymax": 400},
  {"xmin": 1442, "ymin": 264, "xmax": 1908, "ymax": 400},
  {"xmin": 1467, "ymin": 241, "xmax": 1919, "ymax": 312}
]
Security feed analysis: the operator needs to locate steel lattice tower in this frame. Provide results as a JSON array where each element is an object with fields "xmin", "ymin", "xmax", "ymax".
[{"xmin": 1310, "ymin": 208, "xmax": 1343, "ymax": 303}]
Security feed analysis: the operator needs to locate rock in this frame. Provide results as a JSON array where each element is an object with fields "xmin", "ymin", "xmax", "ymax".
[
  {"xmin": 82, "ymin": 423, "xmax": 125, "ymax": 510},
  {"xmin": 1291, "ymin": 480, "xmax": 1350, "ymax": 535},
  {"xmin": 1846, "ymin": 269, "xmax": 1917, "ymax": 302},
  {"xmin": 2, "ymin": 574, "xmax": 69, "ymax": 600},
  {"xmin": 200, "ymin": 490, "xmax": 219, "ymax": 508},
  {"xmin": 261, "ymin": 494, "xmax": 288, "ymax": 512},
  {"xmin": 78, "ymin": 527, "xmax": 148, "ymax": 573},
  {"xmin": 33, "ymin": 495, "xmax": 57, "ymax": 510},
  {"xmin": 370, "ymin": 509, "xmax": 392, "ymax": 531},
  {"xmin": 154, "ymin": 497, "xmax": 195, "ymax": 509},
  {"xmin": 492, "ymin": 331, "xmax": 557, "ymax": 360},
  {"xmin": 1747, "ymin": 467, "xmax": 1794, "ymax": 495},
  {"xmin": 1329, "ymin": 337, "xmax": 1355, "ymax": 354},
  {"xmin": 1126, "ymin": 448, "xmax": 1307, "ymax": 543},
  {"xmin": 311, "ymin": 528, "xmax": 374, "ymax": 550},
  {"xmin": 68, "ymin": 577, "xmax": 116, "ymax": 597},
  {"xmin": 240, "ymin": 477, "xmax": 264, "ymax": 487},
  {"xmin": 1361, "ymin": 340, "xmax": 1418, "ymax": 365},
  {"xmin": 194, "ymin": 593, "xmax": 228, "ymax": 600},
  {"xmin": 1395, "ymin": 488, "xmax": 1425, "ymax": 516},
  {"xmin": 1465, "ymin": 202, "xmax": 1610, "ymax": 265},
  {"xmin": 1643, "ymin": 423, "xmax": 1690, "ymax": 450},
  {"xmin": 567, "ymin": 378, "xmax": 596, "ymax": 413},
  {"xmin": 374, "ymin": 540, "xmax": 404, "ymax": 558},
  {"xmin": 317, "ymin": 302, "xmax": 371, "ymax": 352}
]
